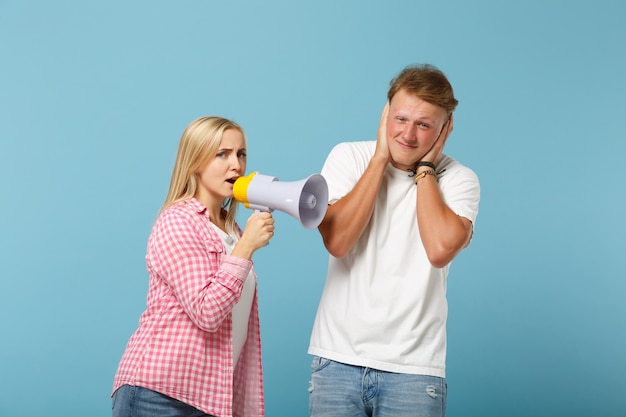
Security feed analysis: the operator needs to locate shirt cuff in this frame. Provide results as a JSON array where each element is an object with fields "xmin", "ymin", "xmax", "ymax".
[{"xmin": 221, "ymin": 254, "xmax": 253, "ymax": 283}]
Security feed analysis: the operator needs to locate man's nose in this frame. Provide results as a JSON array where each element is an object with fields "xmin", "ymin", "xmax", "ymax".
[{"xmin": 402, "ymin": 124, "xmax": 416, "ymax": 141}]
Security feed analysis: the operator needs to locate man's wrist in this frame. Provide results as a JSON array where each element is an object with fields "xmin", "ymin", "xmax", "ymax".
[
  {"xmin": 416, "ymin": 161, "xmax": 436, "ymax": 171},
  {"xmin": 413, "ymin": 169, "xmax": 436, "ymax": 184}
]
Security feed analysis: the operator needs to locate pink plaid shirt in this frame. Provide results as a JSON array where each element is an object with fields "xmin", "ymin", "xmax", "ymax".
[{"xmin": 113, "ymin": 198, "xmax": 264, "ymax": 417}]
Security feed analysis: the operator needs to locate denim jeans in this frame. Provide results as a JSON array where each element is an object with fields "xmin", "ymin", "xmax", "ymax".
[
  {"xmin": 308, "ymin": 357, "xmax": 447, "ymax": 417},
  {"xmin": 112, "ymin": 385, "xmax": 215, "ymax": 417}
]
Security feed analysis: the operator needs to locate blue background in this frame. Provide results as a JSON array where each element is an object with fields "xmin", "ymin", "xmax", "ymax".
[{"xmin": 1, "ymin": 1, "xmax": 625, "ymax": 416}]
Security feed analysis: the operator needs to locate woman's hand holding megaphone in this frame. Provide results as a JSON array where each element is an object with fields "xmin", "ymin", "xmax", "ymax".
[{"xmin": 231, "ymin": 211, "xmax": 275, "ymax": 260}]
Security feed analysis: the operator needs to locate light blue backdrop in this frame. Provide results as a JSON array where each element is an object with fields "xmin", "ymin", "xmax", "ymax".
[{"xmin": 1, "ymin": 1, "xmax": 624, "ymax": 416}]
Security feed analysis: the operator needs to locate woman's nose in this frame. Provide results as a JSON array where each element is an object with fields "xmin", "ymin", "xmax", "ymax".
[{"xmin": 230, "ymin": 155, "xmax": 242, "ymax": 170}]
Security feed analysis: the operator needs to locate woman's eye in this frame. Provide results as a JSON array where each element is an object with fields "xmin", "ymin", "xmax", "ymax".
[{"xmin": 238, "ymin": 152, "xmax": 247, "ymax": 159}]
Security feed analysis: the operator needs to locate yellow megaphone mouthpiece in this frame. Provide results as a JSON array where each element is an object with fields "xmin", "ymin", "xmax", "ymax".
[{"xmin": 233, "ymin": 171, "xmax": 257, "ymax": 208}]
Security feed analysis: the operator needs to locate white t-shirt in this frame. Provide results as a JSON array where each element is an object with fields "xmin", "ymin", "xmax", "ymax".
[
  {"xmin": 308, "ymin": 141, "xmax": 480, "ymax": 378},
  {"xmin": 210, "ymin": 223, "xmax": 255, "ymax": 366}
]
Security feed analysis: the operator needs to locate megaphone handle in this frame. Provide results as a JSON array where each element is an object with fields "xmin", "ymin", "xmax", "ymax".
[{"xmin": 252, "ymin": 209, "xmax": 270, "ymax": 245}]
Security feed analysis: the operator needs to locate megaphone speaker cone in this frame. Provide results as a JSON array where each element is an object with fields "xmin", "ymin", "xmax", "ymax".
[{"xmin": 299, "ymin": 192, "xmax": 317, "ymax": 209}]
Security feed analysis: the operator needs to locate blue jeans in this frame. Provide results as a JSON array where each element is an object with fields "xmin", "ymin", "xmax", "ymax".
[
  {"xmin": 112, "ymin": 385, "xmax": 215, "ymax": 417},
  {"xmin": 309, "ymin": 357, "xmax": 447, "ymax": 417}
]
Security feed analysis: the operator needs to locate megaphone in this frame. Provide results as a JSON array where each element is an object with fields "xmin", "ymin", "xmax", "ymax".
[{"xmin": 233, "ymin": 171, "xmax": 329, "ymax": 230}]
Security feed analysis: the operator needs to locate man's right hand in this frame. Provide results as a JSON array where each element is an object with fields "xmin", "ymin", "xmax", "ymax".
[{"xmin": 374, "ymin": 101, "xmax": 391, "ymax": 164}]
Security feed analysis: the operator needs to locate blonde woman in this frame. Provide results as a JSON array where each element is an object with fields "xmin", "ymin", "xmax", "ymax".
[{"xmin": 112, "ymin": 116, "xmax": 274, "ymax": 417}]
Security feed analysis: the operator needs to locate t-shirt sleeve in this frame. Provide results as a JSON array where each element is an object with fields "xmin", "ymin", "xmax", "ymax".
[
  {"xmin": 439, "ymin": 164, "xmax": 480, "ymax": 226},
  {"xmin": 320, "ymin": 142, "xmax": 372, "ymax": 205}
]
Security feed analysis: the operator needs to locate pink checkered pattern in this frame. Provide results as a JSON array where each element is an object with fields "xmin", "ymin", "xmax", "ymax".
[{"xmin": 112, "ymin": 198, "xmax": 264, "ymax": 417}]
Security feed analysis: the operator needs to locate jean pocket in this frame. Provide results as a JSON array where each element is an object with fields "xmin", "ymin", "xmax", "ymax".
[
  {"xmin": 310, "ymin": 356, "xmax": 332, "ymax": 373},
  {"xmin": 111, "ymin": 386, "xmax": 121, "ymax": 410}
]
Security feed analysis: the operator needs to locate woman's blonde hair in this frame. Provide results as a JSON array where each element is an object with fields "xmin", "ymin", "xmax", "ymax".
[{"xmin": 161, "ymin": 116, "xmax": 245, "ymax": 235}]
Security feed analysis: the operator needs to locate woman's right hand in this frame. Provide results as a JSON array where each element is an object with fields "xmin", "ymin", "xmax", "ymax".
[{"xmin": 231, "ymin": 211, "xmax": 275, "ymax": 260}]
